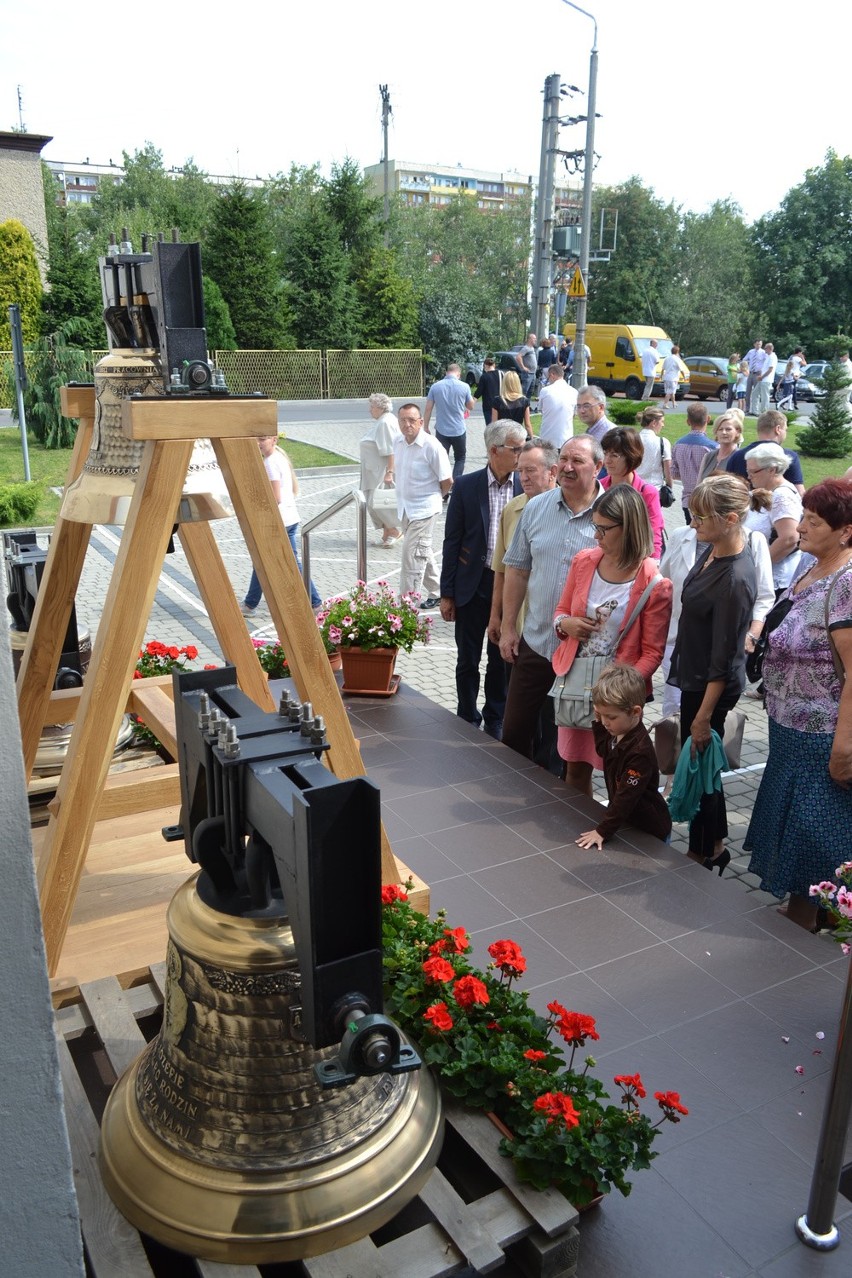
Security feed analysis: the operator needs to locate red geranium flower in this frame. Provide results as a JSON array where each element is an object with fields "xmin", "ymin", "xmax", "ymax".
[
  {"xmin": 555, "ymin": 1011, "xmax": 600, "ymax": 1046},
  {"xmin": 614, "ymin": 1073, "xmax": 646, "ymax": 1099},
  {"xmin": 655, "ymin": 1091, "xmax": 689, "ymax": 1117},
  {"xmin": 524, "ymin": 1049, "xmax": 547, "ymax": 1062},
  {"xmin": 423, "ymin": 1002, "xmax": 454, "ymax": 1032},
  {"xmin": 184, "ymin": 645, "xmax": 198, "ymax": 660},
  {"xmin": 533, "ymin": 1091, "xmax": 581, "ymax": 1128},
  {"xmin": 546, "ymin": 999, "xmax": 568, "ymax": 1019},
  {"xmin": 381, "ymin": 883, "xmax": 408, "ymax": 904},
  {"xmin": 429, "ymin": 938, "xmax": 447, "ymax": 955},
  {"xmin": 453, "ymin": 974, "xmax": 489, "ymax": 1008},
  {"xmin": 422, "ymin": 955, "xmax": 455, "ymax": 983},
  {"xmin": 442, "ymin": 926, "xmax": 469, "ymax": 954},
  {"xmin": 488, "ymin": 939, "xmax": 527, "ymax": 977}
]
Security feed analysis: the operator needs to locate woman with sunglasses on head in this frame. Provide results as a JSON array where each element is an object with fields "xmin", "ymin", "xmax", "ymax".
[
  {"xmin": 667, "ymin": 475, "xmax": 757, "ymax": 873},
  {"xmin": 552, "ymin": 484, "xmax": 672, "ymax": 795},
  {"xmin": 599, "ymin": 426, "xmax": 665, "ymax": 558}
]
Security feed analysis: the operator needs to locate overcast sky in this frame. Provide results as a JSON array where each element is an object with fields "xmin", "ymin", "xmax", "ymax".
[{"xmin": 3, "ymin": 0, "xmax": 845, "ymax": 224}]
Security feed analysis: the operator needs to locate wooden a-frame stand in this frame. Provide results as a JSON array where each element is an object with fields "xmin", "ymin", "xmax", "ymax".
[{"xmin": 17, "ymin": 388, "xmax": 410, "ymax": 976}]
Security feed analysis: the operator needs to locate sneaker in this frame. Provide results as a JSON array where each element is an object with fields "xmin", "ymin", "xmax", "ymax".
[
  {"xmin": 419, "ymin": 596, "xmax": 440, "ymax": 610},
  {"xmin": 240, "ymin": 602, "xmax": 257, "ymax": 616}
]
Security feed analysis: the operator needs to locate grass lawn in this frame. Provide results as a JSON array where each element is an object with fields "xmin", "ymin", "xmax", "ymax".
[{"xmin": 0, "ymin": 431, "xmax": 352, "ymax": 529}]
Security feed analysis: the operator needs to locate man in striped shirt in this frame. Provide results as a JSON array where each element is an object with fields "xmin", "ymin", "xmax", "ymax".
[{"xmin": 671, "ymin": 403, "xmax": 717, "ymax": 524}]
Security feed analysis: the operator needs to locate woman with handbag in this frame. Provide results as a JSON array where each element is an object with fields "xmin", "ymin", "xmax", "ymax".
[
  {"xmin": 667, "ymin": 475, "xmax": 757, "ymax": 874},
  {"xmin": 360, "ymin": 393, "xmax": 402, "ymax": 546},
  {"xmin": 491, "ymin": 370, "xmax": 532, "ymax": 439},
  {"xmin": 552, "ymin": 485, "xmax": 672, "ymax": 795},
  {"xmin": 599, "ymin": 427, "xmax": 665, "ymax": 559},
  {"xmin": 635, "ymin": 404, "xmax": 672, "ymax": 490},
  {"xmin": 744, "ymin": 479, "xmax": 852, "ymax": 930}
]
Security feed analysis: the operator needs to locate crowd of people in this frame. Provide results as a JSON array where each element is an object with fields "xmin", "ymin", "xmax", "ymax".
[{"xmin": 244, "ymin": 362, "xmax": 852, "ymax": 935}]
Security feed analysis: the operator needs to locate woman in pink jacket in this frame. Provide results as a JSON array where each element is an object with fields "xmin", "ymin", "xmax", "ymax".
[
  {"xmin": 600, "ymin": 426, "xmax": 665, "ymax": 559},
  {"xmin": 553, "ymin": 485, "xmax": 672, "ymax": 795}
]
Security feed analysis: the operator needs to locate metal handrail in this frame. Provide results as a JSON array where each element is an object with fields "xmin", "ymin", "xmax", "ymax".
[{"xmin": 301, "ymin": 488, "xmax": 368, "ymax": 595}]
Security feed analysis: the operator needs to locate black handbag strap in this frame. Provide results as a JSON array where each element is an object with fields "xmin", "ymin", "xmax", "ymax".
[{"xmin": 825, "ymin": 562, "xmax": 852, "ymax": 684}]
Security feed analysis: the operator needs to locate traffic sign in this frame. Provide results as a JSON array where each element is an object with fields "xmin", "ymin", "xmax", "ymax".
[{"xmin": 567, "ymin": 268, "xmax": 586, "ymax": 299}]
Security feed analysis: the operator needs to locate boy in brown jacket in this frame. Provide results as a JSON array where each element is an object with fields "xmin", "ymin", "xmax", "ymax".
[{"xmin": 575, "ymin": 664, "xmax": 672, "ymax": 849}]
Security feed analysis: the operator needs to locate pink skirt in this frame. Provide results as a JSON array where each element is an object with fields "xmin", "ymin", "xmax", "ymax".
[{"xmin": 557, "ymin": 726, "xmax": 604, "ymax": 770}]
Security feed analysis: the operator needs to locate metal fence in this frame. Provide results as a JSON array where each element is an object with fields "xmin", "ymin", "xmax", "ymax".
[{"xmin": 1, "ymin": 348, "xmax": 424, "ymax": 408}]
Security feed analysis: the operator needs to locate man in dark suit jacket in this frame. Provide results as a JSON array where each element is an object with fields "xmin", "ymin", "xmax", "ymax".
[{"xmin": 439, "ymin": 420, "xmax": 525, "ymax": 738}]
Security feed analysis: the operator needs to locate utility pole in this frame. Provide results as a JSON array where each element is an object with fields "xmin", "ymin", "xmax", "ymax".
[
  {"xmin": 531, "ymin": 74, "xmax": 562, "ymax": 340},
  {"xmin": 379, "ymin": 85, "xmax": 392, "ymax": 248}
]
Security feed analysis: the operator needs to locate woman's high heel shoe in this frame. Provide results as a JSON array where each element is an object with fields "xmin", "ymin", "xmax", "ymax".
[{"xmin": 703, "ymin": 848, "xmax": 731, "ymax": 877}]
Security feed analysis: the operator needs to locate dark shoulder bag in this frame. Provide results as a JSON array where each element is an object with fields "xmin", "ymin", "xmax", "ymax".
[
  {"xmin": 745, "ymin": 595, "xmax": 795, "ymax": 684},
  {"xmin": 658, "ymin": 439, "xmax": 675, "ymax": 508}
]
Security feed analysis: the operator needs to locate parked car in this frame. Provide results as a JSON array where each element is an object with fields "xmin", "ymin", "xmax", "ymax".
[
  {"xmin": 797, "ymin": 361, "xmax": 829, "ymax": 402},
  {"xmin": 465, "ymin": 348, "xmax": 525, "ymax": 390},
  {"xmin": 682, "ymin": 356, "xmax": 728, "ymax": 401}
]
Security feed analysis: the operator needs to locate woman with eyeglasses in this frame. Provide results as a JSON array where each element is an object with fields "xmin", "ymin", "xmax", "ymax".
[
  {"xmin": 667, "ymin": 475, "xmax": 757, "ymax": 873},
  {"xmin": 552, "ymin": 485, "xmax": 672, "ymax": 795},
  {"xmin": 491, "ymin": 370, "xmax": 532, "ymax": 440},
  {"xmin": 599, "ymin": 426, "xmax": 665, "ymax": 558},
  {"xmin": 743, "ymin": 441, "xmax": 802, "ymax": 594}
]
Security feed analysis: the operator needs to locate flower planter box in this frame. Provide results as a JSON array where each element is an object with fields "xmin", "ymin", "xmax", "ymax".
[{"xmin": 339, "ymin": 645, "xmax": 399, "ymax": 695}]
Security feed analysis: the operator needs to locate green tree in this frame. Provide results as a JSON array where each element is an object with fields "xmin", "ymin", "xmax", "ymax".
[
  {"xmin": 660, "ymin": 200, "xmax": 758, "ymax": 353},
  {"xmin": 204, "ymin": 181, "xmax": 289, "ymax": 348},
  {"xmin": 392, "ymin": 192, "xmax": 531, "ymax": 356},
  {"xmin": 87, "ymin": 142, "xmax": 216, "ymax": 247},
  {"xmin": 283, "ymin": 200, "xmax": 359, "ymax": 348},
  {"xmin": 752, "ymin": 151, "xmax": 852, "ymax": 354},
  {"xmin": 357, "ymin": 247, "xmax": 419, "ymax": 348},
  {"xmin": 796, "ymin": 337, "xmax": 852, "ymax": 458},
  {"xmin": 41, "ymin": 192, "xmax": 103, "ymax": 349},
  {"xmin": 586, "ymin": 178, "xmax": 680, "ymax": 327},
  {"xmin": 324, "ymin": 157, "xmax": 381, "ymax": 267},
  {"xmin": 4, "ymin": 320, "xmax": 90, "ymax": 448},
  {"xmin": 202, "ymin": 275, "xmax": 237, "ymax": 351},
  {"xmin": 418, "ymin": 289, "xmax": 486, "ymax": 380},
  {"xmin": 0, "ymin": 219, "xmax": 43, "ymax": 347}
]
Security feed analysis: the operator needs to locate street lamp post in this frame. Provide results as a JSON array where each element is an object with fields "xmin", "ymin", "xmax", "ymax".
[{"xmin": 559, "ymin": 1, "xmax": 598, "ymax": 390}]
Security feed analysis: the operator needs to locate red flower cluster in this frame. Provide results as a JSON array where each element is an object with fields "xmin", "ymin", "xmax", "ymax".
[
  {"xmin": 422, "ymin": 955, "xmax": 455, "ymax": 984},
  {"xmin": 655, "ymin": 1091, "xmax": 689, "ymax": 1117},
  {"xmin": 381, "ymin": 884, "xmax": 409, "ymax": 904},
  {"xmin": 488, "ymin": 938, "xmax": 527, "ymax": 978},
  {"xmin": 548, "ymin": 1004, "xmax": 600, "ymax": 1047},
  {"xmin": 453, "ymin": 974, "xmax": 489, "ymax": 1008},
  {"xmin": 614, "ymin": 1073, "xmax": 647, "ymax": 1100},
  {"xmin": 524, "ymin": 1049, "xmax": 547, "ymax": 1062},
  {"xmin": 423, "ymin": 1002, "xmax": 454, "ymax": 1032},
  {"xmin": 534, "ymin": 1091, "xmax": 581, "ymax": 1129}
]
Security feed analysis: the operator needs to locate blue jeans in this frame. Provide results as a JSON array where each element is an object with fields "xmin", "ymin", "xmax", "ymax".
[{"xmin": 244, "ymin": 522, "xmax": 322, "ymax": 610}]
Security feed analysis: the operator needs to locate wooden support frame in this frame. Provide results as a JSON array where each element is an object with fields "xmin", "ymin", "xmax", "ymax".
[{"xmin": 19, "ymin": 391, "xmax": 404, "ymax": 976}]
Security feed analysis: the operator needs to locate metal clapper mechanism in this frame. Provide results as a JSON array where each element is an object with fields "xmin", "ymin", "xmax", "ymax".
[{"xmin": 171, "ymin": 664, "xmax": 421, "ymax": 1087}]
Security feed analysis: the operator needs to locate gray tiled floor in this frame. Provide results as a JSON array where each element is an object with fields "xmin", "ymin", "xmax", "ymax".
[{"xmin": 8, "ymin": 400, "xmax": 850, "ymax": 1275}]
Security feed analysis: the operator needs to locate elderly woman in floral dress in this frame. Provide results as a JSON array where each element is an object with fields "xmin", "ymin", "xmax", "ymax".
[{"xmin": 745, "ymin": 479, "xmax": 852, "ymax": 930}]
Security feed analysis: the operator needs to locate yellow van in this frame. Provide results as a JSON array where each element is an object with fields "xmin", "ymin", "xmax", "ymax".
[{"xmin": 561, "ymin": 324, "xmax": 689, "ymax": 400}]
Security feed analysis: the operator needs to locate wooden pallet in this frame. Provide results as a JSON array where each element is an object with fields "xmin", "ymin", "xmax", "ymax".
[{"xmin": 57, "ymin": 970, "xmax": 580, "ymax": 1278}]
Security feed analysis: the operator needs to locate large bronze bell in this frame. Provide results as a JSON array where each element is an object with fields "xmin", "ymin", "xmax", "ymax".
[
  {"xmin": 100, "ymin": 879, "xmax": 442, "ymax": 1263},
  {"xmin": 99, "ymin": 672, "xmax": 443, "ymax": 1263}
]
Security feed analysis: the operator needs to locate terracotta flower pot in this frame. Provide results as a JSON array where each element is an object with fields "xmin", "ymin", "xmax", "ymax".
[{"xmin": 339, "ymin": 645, "xmax": 398, "ymax": 695}]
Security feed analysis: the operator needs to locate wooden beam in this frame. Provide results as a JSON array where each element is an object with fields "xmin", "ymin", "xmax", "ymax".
[
  {"xmin": 122, "ymin": 396, "xmax": 277, "ymax": 441},
  {"xmin": 177, "ymin": 521, "xmax": 275, "ymax": 711},
  {"xmin": 37, "ymin": 439, "xmax": 195, "ymax": 974},
  {"xmin": 126, "ymin": 685, "xmax": 178, "ymax": 760}
]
